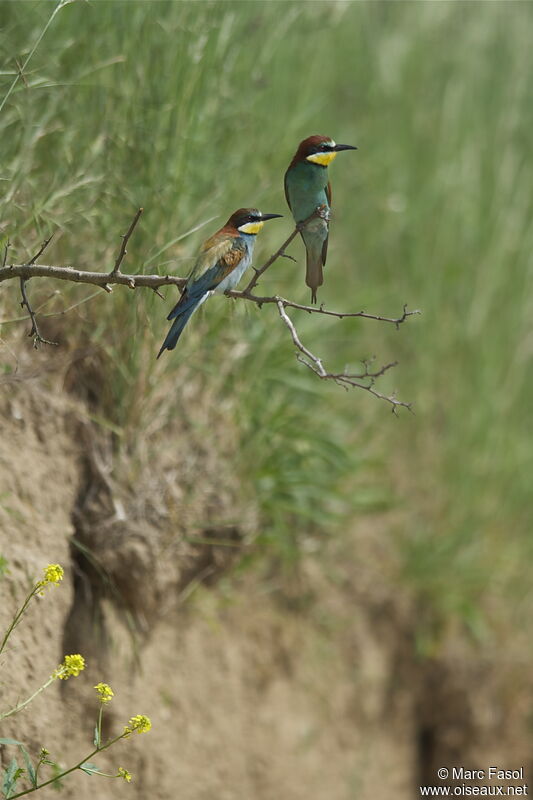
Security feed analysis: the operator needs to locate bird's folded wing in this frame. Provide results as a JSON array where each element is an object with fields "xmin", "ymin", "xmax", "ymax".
[
  {"xmin": 283, "ymin": 173, "xmax": 292, "ymax": 212},
  {"xmin": 188, "ymin": 236, "xmax": 246, "ymax": 294}
]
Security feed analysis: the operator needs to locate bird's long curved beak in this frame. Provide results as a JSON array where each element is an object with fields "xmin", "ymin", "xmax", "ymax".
[
  {"xmin": 334, "ymin": 144, "xmax": 357, "ymax": 151},
  {"xmin": 260, "ymin": 213, "xmax": 283, "ymax": 221}
]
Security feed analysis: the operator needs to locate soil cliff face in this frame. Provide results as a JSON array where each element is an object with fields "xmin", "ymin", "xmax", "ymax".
[
  {"xmin": 0, "ymin": 371, "xmax": 413, "ymax": 800},
  {"xmin": 1, "ymin": 369, "xmax": 532, "ymax": 800}
]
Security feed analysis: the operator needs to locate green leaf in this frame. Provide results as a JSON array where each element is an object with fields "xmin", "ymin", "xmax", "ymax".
[
  {"xmin": 0, "ymin": 740, "xmax": 36, "ymax": 790},
  {"xmin": 2, "ymin": 758, "xmax": 24, "ymax": 799},
  {"xmin": 79, "ymin": 761, "xmax": 102, "ymax": 776},
  {"xmin": 20, "ymin": 746, "xmax": 37, "ymax": 789},
  {"xmin": 93, "ymin": 725, "xmax": 100, "ymax": 748}
]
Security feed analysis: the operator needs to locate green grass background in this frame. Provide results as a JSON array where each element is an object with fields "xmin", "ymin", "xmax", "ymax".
[{"xmin": 1, "ymin": 0, "xmax": 533, "ymax": 647}]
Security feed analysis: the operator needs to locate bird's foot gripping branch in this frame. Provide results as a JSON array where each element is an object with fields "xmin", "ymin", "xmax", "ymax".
[{"xmin": 0, "ymin": 208, "xmax": 420, "ymax": 412}]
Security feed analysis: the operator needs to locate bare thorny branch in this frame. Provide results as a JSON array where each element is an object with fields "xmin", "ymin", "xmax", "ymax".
[
  {"xmin": 276, "ymin": 300, "xmax": 410, "ymax": 412},
  {"xmin": 0, "ymin": 208, "xmax": 420, "ymax": 409},
  {"xmin": 110, "ymin": 206, "xmax": 143, "ymax": 276},
  {"xmin": 2, "ymin": 239, "xmax": 10, "ymax": 268},
  {"xmin": 18, "ymin": 234, "xmax": 58, "ymax": 347}
]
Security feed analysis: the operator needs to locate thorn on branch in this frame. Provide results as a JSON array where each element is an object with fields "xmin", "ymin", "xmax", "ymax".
[
  {"xmin": 19, "ymin": 277, "xmax": 58, "ymax": 348},
  {"xmin": 395, "ymin": 303, "xmax": 416, "ymax": 330},
  {"xmin": 29, "ymin": 233, "xmax": 54, "ymax": 265},
  {"xmin": 110, "ymin": 207, "xmax": 143, "ymax": 276},
  {"xmin": 2, "ymin": 239, "xmax": 10, "ymax": 268}
]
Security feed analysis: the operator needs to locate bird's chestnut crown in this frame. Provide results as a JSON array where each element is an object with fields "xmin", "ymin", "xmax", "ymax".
[{"xmin": 289, "ymin": 135, "xmax": 357, "ymax": 168}]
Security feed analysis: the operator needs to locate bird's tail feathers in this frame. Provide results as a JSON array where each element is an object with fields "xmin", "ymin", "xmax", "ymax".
[
  {"xmin": 305, "ymin": 249, "xmax": 324, "ymax": 305},
  {"xmin": 167, "ymin": 289, "xmax": 198, "ymax": 321},
  {"xmin": 157, "ymin": 295, "xmax": 202, "ymax": 358}
]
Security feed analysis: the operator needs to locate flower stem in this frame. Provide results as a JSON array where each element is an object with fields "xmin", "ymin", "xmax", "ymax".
[
  {"xmin": 9, "ymin": 732, "xmax": 129, "ymax": 799},
  {"xmin": 0, "ymin": 674, "xmax": 56, "ymax": 721},
  {"xmin": 97, "ymin": 705, "xmax": 103, "ymax": 747},
  {"xmin": 0, "ymin": 587, "xmax": 39, "ymax": 657}
]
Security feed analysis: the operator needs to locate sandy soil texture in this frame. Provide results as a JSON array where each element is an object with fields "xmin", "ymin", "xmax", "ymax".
[{"xmin": 1, "ymin": 371, "xmax": 532, "ymax": 800}]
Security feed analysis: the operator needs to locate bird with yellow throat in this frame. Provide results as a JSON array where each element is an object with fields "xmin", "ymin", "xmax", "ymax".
[
  {"xmin": 157, "ymin": 208, "xmax": 282, "ymax": 357},
  {"xmin": 284, "ymin": 135, "xmax": 357, "ymax": 303}
]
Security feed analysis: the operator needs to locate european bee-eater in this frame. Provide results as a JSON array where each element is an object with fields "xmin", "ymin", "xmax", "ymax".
[
  {"xmin": 284, "ymin": 135, "xmax": 357, "ymax": 303},
  {"xmin": 157, "ymin": 208, "xmax": 282, "ymax": 358}
]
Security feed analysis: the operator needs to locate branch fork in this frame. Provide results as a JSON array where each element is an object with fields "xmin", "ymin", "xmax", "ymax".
[
  {"xmin": 1, "ymin": 206, "xmax": 418, "ymax": 408},
  {"xmin": 109, "ymin": 207, "xmax": 143, "ymax": 279},
  {"xmin": 18, "ymin": 233, "xmax": 58, "ymax": 347}
]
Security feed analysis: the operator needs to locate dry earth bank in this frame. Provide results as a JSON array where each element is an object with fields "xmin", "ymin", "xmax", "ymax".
[{"xmin": 1, "ymin": 359, "xmax": 531, "ymax": 799}]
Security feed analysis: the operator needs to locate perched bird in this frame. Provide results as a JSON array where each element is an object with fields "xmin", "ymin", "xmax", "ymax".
[
  {"xmin": 284, "ymin": 135, "xmax": 357, "ymax": 303},
  {"xmin": 157, "ymin": 208, "xmax": 282, "ymax": 358}
]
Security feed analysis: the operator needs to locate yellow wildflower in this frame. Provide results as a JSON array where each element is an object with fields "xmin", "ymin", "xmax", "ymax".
[
  {"xmin": 37, "ymin": 564, "xmax": 64, "ymax": 594},
  {"xmin": 118, "ymin": 767, "xmax": 132, "ymax": 782},
  {"xmin": 54, "ymin": 654, "xmax": 86, "ymax": 680},
  {"xmin": 123, "ymin": 714, "xmax": 152, "ymax": 736},
  {"xmin": 94, "ymin": 683, "xmax": 114, "ymax": 703}
]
